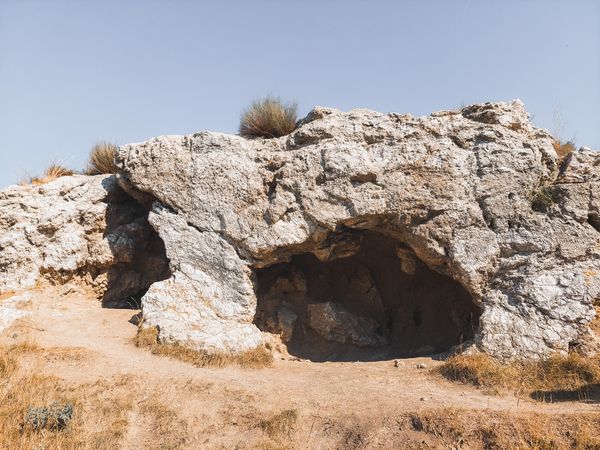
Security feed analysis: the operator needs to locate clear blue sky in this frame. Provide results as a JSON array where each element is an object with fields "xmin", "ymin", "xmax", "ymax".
[{"xmin": 1, "ymin": 0, "xmax": 598, "ymax": 188}]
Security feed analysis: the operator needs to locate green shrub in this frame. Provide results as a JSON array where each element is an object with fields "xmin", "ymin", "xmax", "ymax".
[
  {"xmin": 239, "ymin": 97, "xmax": 298, "ymax": 138},
  {"xmin": 531, "ymin": 186, "xmax": 555, "ymax": 212}
]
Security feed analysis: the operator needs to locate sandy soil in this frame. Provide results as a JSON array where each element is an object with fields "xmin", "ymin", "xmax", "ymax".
[{"xmin": 2, "ymin": 284, "xmax": 600, "ymax": 449}]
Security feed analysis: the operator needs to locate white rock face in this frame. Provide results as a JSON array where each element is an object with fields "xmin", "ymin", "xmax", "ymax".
[
  {"xmin": 115, "ymin": 100, "xmax": 600, "ymax": 359},
  {"xmin": 0, "ymin": 175, "xmax": 169, "ymax": 305},
  {"xmin": 0, "ymin": 292, "xmax": 31, "ymax": 334}
]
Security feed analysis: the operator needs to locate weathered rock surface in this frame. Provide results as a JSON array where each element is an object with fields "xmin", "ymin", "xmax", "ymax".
[
  {"xmin": 0, "ymin": 292, "xmax": 31, "ymax": 334},
  {"xmin": 116, "ymin": 100, "xmax": 600, "ymax": 360},
  {"xmin": 307, "ymin": 302, "xmax": 388, "ymax": 347},
  {"xmin": 0, "ymin": 175, "xmax": 169, "ymax": 306}
]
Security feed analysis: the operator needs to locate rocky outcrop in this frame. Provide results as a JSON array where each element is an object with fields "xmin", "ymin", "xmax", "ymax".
[
  {"xmin": 0, "ymin": 175, "xmax": 170, "ymax": 306},
  {"xmin": 115, "ymin": 100, "xmax": 600, "ymax": 360},
  {"xmin": 1, "ymin": 100, "xmax": 598, "ymax": 361}
]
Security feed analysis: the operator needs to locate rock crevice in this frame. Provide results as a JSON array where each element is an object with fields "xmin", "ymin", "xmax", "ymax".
[{"xmin": 0, "ymin": 175, "xmax": 170, "ymax": 307}]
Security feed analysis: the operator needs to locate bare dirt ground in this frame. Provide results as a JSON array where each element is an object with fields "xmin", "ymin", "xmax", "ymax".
[{"xmin": 2, "ymin": 284, "xmax": 600, "ymax": 449}]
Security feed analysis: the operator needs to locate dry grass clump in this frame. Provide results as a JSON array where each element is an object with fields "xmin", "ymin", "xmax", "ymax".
[
  {"xmin": 437, "ymin": 353, "xmax": 519, "ymax": 392},
  {"xmin": 135, "ymin": 325, "xmax": 273, "ymax": 368},
  {"xmin": 408, "ymin": 407, "xmax": 600, "ymax": 449},
  {"xmin": 437, "ymin": 352, "xmax": 600, "ymax": 397},
  {"xmin": 239, "ymin": 97, "xmax": 298, "ymax": 138},
  {"xmin": 138, "ymin": 399, "xmax": 188, "ymax": 448},
  {"xmin": 86, "ymin": 141, "xmax": 118, "ymax": 175},
  {"xmin": 257, "ymin": 409, "xmax": 298, "ymax": 438},
  {"xmin": 553, "ymin": 139, "xmax": 576, "ymax": 160},
  {"xmin": 0, "ymin": 352, "xmax": 17, "ymax": 378},
  {"xmin": 25, "ymin": 163, "xmax": 76, "ymax": 186},
  {"xmin": 553, "ymin": 139, "xmax": 576, "ymax": 175}
]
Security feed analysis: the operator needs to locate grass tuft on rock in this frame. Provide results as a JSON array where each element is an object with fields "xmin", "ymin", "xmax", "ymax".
[
  {"xmin": 27, "ymin": 164, "xmax": 76, "ymax": 186},
  {"xmin": 239, "ymin": 97, "xmax": 298, "ymax": 138},
  {"xmin": 86, "ymin": 142, "xmax": 118, "ymax": 175},
  {"xmin": 134, "ymin": 324, "xmax": 273, "ymax": 369},
  {"xmin": 553, "ymin": 139, "xmax": 576, "ymax": 160}
]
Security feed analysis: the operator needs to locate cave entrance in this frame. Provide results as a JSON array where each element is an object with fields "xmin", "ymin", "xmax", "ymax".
[
  {"xmin": 99, "ymin": 181, "xmax": 171, "ymax": 309},
  {"xmin": 253, "ymin": 230, "xmax": 480, "ymax": 361}
]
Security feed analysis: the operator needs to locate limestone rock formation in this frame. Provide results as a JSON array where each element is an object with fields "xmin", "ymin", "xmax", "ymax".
[
  {"xmin": 0, "ymin": 175, "xmax": 169, "ymax": 306},
  {"xmin": 114, "ymin": 99, "xmax": 600, "ymax": 360},
  {"xmin": 1, "ymin": 100, "xmax": 598, "ymax": 361}
]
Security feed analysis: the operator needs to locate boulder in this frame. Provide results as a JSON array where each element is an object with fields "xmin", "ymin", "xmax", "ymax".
[
  {"xmin": 307, "ymin": 301, "xmax": 388, "ymax": 347},
  {"xmin": 0, "ymin": 175, "xmax": 169, "ymax": 306},
  {"xmin": 115, "ymin": 100, "xmax": 600, "ymax": 360}
]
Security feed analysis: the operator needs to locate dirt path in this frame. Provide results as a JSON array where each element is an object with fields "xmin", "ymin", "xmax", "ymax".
[{"xmin": 3, "ymin": 285, "xmax": 600, "ymax": 449}]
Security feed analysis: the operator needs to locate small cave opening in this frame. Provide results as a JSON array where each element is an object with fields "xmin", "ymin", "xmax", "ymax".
[
  {"xmin": 96, "ymin": 181, "xmax": 171, "ymax": 309},
  {"xmin": 253, "ymin": 230, "xmax": 480, "ymax": 361},
  {"xmin": 588, "ymin": 214, "xmax": 600, "ymax": 233}
]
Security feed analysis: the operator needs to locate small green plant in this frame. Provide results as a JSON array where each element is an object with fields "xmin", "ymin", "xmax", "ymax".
[
  {"xmin": 25, "ymin": 402, "xmax": 73, "ymax": 431},
  {"xmin": 239, "ymin": 97, "xmax": 298, "ymax": 138},
  {"xmin": 531, "ymin": 185, "xmax": 555, "ymax": 212},
  {"xmin": 87, "ymin": 141, "xmax": 118, "ymax": 175}
]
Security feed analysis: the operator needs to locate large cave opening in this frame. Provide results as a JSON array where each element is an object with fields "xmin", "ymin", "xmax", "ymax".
[{"xmin": 253, "ymin": 230, "xmax": 480, "ymax": 361}]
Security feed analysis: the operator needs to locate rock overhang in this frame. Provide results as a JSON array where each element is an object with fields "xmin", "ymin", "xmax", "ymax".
[
  {"xmin": 2, "ymin": 100, "xmax": 599, "ymax": 361},
  {"xmin": 111, "ymin": 100, "xmax": 600, "ymax": 360}
]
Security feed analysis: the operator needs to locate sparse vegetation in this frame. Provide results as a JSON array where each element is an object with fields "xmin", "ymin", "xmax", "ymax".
[
  {"xmin": 239, "ymin": 97, "xmax": 298, "ymax": 138},
  {"xmin": 437, "ymin": 352, "xmax": 600, "ymax": 398},
  {"xmin": 257, "ymin": 409, "xmax": 298, "ymax": 438},
  {"xmin": 0, "ymin": 351, "xmax": 17, "ymax": 378},
  {"xmin": 135, "ymin": 324, "xmax": 273, "ymax": 368},
  {"xmin": 407, "ymin": 408, "xmax": 600, "ymax": 449},
  {"xmin": 0, "ymin": 343, "xmax": 140, "ymax": 449},
  {"xmin": 531, "ymin": 185, "xmax": 555, "ymax": 212},
  {"xmin": 24, "ymin": 163, "xmax": 76, "ymax": 186},
  {"xmin": 138, "ymin": 399, "xmax": 188, "ymax": 449},
  {"xmin": 553, "ymin": 139, "xmax": 576, "ymax": 175},
  {"xmin": 553, "ymin": 139, "xmax": 576, "ymax": 161},
  {"xmin": 86, "ymin": 141, "xmax": 118, "ymax": 175},
  {"xmin": 25, "ymin": 401, "xmax": 74, "ymax": 431}
]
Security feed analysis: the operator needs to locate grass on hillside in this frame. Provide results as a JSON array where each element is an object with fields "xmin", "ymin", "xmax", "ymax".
[
  {"xmin": 0, "ymin": 342, "xmax": 186, "ymax": 449},
  {"xmin": 257, "ymin": 409, "xmax": 298, "ymax": 438},
  {"xmin": 437, "ymin": 352, "xmax": 600, "ymax": 399},
  {"xmin": 134, "ymin": 324, "xmax": 273, "ymax": 369},
  {"xmin": 3, "ymin": 341, "xmax": 600, "ymax": 448},
  {"xmin": 408, "ymin": 407, "xmax": 600, "ymax": 449}
]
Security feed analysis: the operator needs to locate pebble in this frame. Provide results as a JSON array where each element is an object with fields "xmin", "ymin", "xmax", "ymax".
[{"xmin": 415, "ymin": 363, "xmax": 427, "ymax": 369}]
